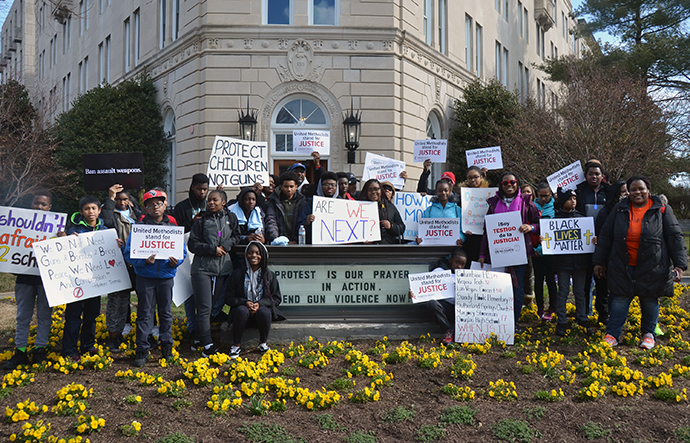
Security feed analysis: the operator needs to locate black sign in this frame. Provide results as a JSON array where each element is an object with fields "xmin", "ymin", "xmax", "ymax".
[{"xmin": 82, "ymin": 153, "xmax": 144, "ymax": 191}]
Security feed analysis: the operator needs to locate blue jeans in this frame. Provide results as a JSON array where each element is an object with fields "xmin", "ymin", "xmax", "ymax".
[
  {"xmin": 556, "ymin": 269, "xmax": 588, "ymax": 326},
  {"xmin": 135, "ymin": 276, "xmax": 174, "ymax": 352},
  {"xmin": 606, "ymin": 295, "xmax": 658, "ymax": 340},
  {"xmin": 15, "ymin": 282, "xmax": 52, "ymax": 349},
  {"xmin": 62, "ymin": 297, "xmax": 101, "ymax": 356},
  {"xmin": 509, "ymin": 264, "xmax": 527, "ymax": 325}
]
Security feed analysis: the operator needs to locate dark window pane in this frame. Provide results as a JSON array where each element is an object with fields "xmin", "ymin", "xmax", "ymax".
[
  {"xmin": 268, "ymin": 0, "xmax": 290, "ymax": 25},
  {"xmin": 314, "ymin": 0, "xmax": 336, "ymax": 25}
]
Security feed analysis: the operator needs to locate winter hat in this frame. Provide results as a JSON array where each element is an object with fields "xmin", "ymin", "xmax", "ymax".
[{"xmin": 441, "ymin": 171, "xmax": 456, "ymax": 185}]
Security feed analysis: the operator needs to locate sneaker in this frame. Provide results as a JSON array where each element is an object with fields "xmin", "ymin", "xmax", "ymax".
[
  {"xmin": 3, "ymin": 349, "xmax": 30, "ymax": 370},
  {"xmin": 603, "ymin": 334, "xmax": 618, "ymax": 347},
  {"xmin": 639, "ymin": 333, "xmax": 655, "ymax": 350},
  {"xmin": 161, "ymin": 345, "xmax": 173, "ymax": 360},
  {"xmin": 202, "ymin": 344, "xmax": 220, "ymax": 358},
  {"xmin": 541, "ymin": 310, "xmax": 554, "ymax": 322},
  {"xmin": 443, "ymin": 329, "xmax": 454, "ymax": 344},
  {"xmin": 229, "ymin": 346, "xmax": 241, "ymax": 359},
  {"xmin": 258, "ymin": 343, "xmax": 270, "ymax": 353},
  {"xmin": 190, "ymin": 340, "xmax": 202, "ymax": 352},
  {"xmin": 555, "ymin": 323, "xmax": 568, "ymax": 337},
  {"xmin": 133, "ymin": 351, "xmax": 149, "ymax": 367},
  {"xmin": 32, "ymin": 348, "xmax": 47, "ymax": 364}
]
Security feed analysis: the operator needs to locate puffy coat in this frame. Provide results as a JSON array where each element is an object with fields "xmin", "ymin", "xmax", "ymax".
[
  {"xmin": 124, "ymin": 214, "xmax": 185, "ymax": 279},
  {"xmin": 188, "ymin": 209, "xmax": 240, "ymax": 276},
  {"xmin": 422, "ymin": 201, "xmax": 467, "ymax": 243},
  {"xmin": 593, "ymin": 196, "xmax": 687, "ymax": 299},
  {"xmin": 265, "ymin": 190, "xmax": 307, "ymax": 243}
]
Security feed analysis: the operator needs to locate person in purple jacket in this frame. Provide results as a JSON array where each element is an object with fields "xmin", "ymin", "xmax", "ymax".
[{"xmin": 478, "ymin": 171, "xmax": 540, "ymax": 331}]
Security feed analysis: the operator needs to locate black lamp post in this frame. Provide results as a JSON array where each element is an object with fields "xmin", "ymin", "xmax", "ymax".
[
  {"xmin": 342, "ymin": 100, "xmax": 361, "ymax": 164},
  {"xmin": 238, "ymin": 97, "xmax": 257, "ymax": 141}
]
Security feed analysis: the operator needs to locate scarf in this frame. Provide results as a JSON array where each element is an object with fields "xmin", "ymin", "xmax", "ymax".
[
  {"xmin": 495, "ymin": 190, "xmax": 524, "ymax": 214},
  {"xmin": 229, "ymin": 202, "xmax": 264, "ymax": 231},
  {"xmin": 118, "ymin": 208, "xmax": 137, "ymax": 225}
]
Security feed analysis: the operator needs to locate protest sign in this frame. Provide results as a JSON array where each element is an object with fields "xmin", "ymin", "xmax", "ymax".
[
  {"xmin": 547, "ymin": 160, "xmax": 585, "ymax": 192},
  {"xmin": 461, "ymin": 187, "xmax": 498, "ymax": 235},
  {"xmin": 409, "ymin": 270, "xmax": 454, "ymax": 303},
  {"xmin": 207, "ymin": 136, "xmax": 269, "ymax": 187},
  {"xmin": 393, "ymin": 192, "xmax": 432, "ymax": 241},
  {"xmin": 311, "ymin": 196, "xmax": 381, "ymax": 244},
  {"xmin": 292, "ymin": 130, "xmax": 330, "ymax": 155},
  {"xmin": 0, "ymin": 206, "xmax": 67, "ymax": 276},
  {"xmin": 413, "ymin": 139, "xmax": 447, "ymax": 163},
  {"xmin": 465, "ymin": 146, "xmax": 503, "ymax": 170},
  {"xmin": 455, "ymin": 269, "xmax": 515, "ymax": 344},
  {"xmin": 470, "ymin": 261, "xmax": 505, "ymax": 274},
  {"xmin": 539, "ymin": 216, "xmax": 595, "ymax": 255},
  {"xmin": 83, "ymin": 153, "xmax": 144, "ymax": 192},
  {"xmin": 418, "ymin": 218, "xmax": 460, "ymax": 245},
  {"xmin": 484, "ymin": 212, "xmax": 528, "ymax": 267},
  {"xmin": 129, "ymin": 225, "xmax": 185, "ymax": 260},
  {"xmin": 33, "ymin": 229, "xmax": 131, "ymax": 307},
  {"xmin": 362, "ymin": 152, "xmax": 406, "ymax": 190},
  {"xmin": 172, "ymin": 233, "xmax": 194, "ymax": 307}
]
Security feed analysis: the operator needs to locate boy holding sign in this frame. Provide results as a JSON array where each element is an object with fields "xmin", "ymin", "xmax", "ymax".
[
  {"xmin": 3, "ymin": 190, "xmax": 55, "ymax": 370},
  {"xmin": 124, "ymin": 189, "xmax": 186, "ymax": 367}
]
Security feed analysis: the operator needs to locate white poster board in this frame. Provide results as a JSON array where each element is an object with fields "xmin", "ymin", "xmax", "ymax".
[
  {"xmin": 207, "ymin": 136, "xmax": 269, "ymax": 187},
  {"xmin": 465, "ymin": 146, "xmax": 503, "ymax": 170},
  {"xmin": 455, "ymin": 270, "xmax": 515, "ymax": 345},
  {"xmin": 418, "ymin": 218, "xmax": 460, "ymax": 246},
  {"xmin": 33, "ymin": 229, "xmax": 131, "ymax": 307},
  {"xmin": 413, "ymin": 139, "xmax": 447, "ymax": 163},
  {"xmin": 362, "ymin": 152, "xmax": 406, "ymax": 190},
  {"xmin": 292, "ymin": 130, "xmax": 330, "ymax": 155},
  {"xmin": 409, "ymin": 270, "xmax": 454, "ymax": 303},
  {"xmin": 129, "ymin": 225, "xmax": 185, "ymax": 260},
  {"xmin": 547, "ymin": 160, "xmax": 585, "ymax": 192},
  {"xmin": 393, "ymin": 192, "xmax": 432, "ymax": 241},
  {"xmin": 484, "ymin": 212, "xmax": 528, "ymax": 267},
  {"xmin": 172, "ymin": 233, "xmax": 194, "ymax": 307},
  {"xmin": 0, "ymin": 206, "xmax": 68, "ymax": 276},
  {"xmin": 461, "ymin": 187, "xmax": 498, "ymax": 235},
  {"xmin": 539, "ymin": 217, "xmax": 596, "ymax": 255},
  {"xmin": 470, "ymin": 261, "xmax": 505, "ymax": 274},
  {"xmin": 311, "ymin": 196, "xmax": 381, "ymax": 245}
]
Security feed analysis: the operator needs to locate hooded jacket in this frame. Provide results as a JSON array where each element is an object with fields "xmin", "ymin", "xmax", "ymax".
[
  {"xmin": 422, "ymin": 201, "xmax": 467, "ymax": 243},
  {"xmin": 575, "ymin": 181, "xmax": 612, "ymax": 222},
  {"xmin": 124, "ymin": 214, "xmax": 186, "ymax": 279},
  {"xmin": 67, "ymin": 212, "xmax": 106, "ymax": 234},
  {"xmin": 479, "ymin": 191, "xmax": 540, "ymax": 262},
  {"xmin": 173, "ymin": 188, "xmax": 207, "ymax": 233},
  {"xmin": 229, "ymin": 187, "xmax": 266, "ymax": 244},
  {"xmin": 188, "ymin": 208, "xmax": 240, "ymax": 276},
  {"xmin": 265, "ymin": 189, "xmax": 307, "ymax": 243},
  {"xmin": 225, "ymin": 241, "xmax": 285, "ymax": 321},
  {"xmin": 593, "ymin": 196, "xmax": 687, "ymax": 299}
]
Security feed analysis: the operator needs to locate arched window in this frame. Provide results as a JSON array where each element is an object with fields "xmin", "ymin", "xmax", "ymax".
[{"xmin": 163, "ymin": 109, "xmax": 176, "ymax": 199}]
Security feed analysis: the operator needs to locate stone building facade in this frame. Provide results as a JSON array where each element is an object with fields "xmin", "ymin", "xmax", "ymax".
[{"xmin": 2, "ymin": 0, "xmax": 583, "ymax": 203}]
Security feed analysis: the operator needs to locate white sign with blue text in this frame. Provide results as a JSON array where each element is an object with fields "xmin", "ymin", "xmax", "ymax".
[
  {"xmin": 394, "ymin": 192, "xmax": 432, "ymax": 241},
  {"xmin": 311, "ymin": 196, "xmax": 381, "ymax": 245}
]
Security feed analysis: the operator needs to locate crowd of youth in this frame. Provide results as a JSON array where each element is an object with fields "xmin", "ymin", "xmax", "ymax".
[{"xmin": 3, "ymin": 157, "xmax": 687, "ymax": 370}]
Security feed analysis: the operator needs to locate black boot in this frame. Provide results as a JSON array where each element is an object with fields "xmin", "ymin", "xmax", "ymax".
[{"xmin": 3, "ymin": 349, "xmax": 30, "ymax": 370}]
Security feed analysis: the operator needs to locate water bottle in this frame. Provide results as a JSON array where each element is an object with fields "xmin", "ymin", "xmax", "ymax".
[{"xmin": 298, "ymin": 225, "xmax": 306, "ymax": 245}]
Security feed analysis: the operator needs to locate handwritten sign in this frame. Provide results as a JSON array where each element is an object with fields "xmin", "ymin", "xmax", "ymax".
[
  {"xmin": 362, "ymin": 152, "xmax": 406, "ymax": 190},
  {"xmin": 484, "ymin": 212, "xmax": 528, "ymax": 267},
  {"xmin": 207, "ymin": 136, "xmax": 269, "ymax": 187},
  {"xmin": 455, "ymin": 269, "xmax": 515, "ymax": 345},
  {"xmin": 539, "ymin": 217, "xmax": 595, "ymax": 255},
  {"xmin": 33, "ymin": 229, "xmax": 131, "ymax": 307},
  {"xmin": 129, "ymin": 225, "xmax": 185, "ymax": 260},
  {"xmin": 547, "ymin": 160, "xmax": 585, "ymax": 192},
  {"xmin": 393, "ymin": 192, "xmax": 432, "ymax": 241},
  {"xmin": 461, "ymin": 187, "xmax": 498, "ymax": 235},
  {"xmin": 413, "ymin": 139, "xmax": 447, "ymax": 163},
  {"xmin": 83, "ymin": 152, "xmax": 144, "ymax": 191},
  {"xmin": 409, "ymin": 270, "xmax": 454, "ymax": 303},
  {"xmin": 312, "ymin": 196, "xmax": 381, "ymax": 245},
  {"xmin": 0, "ymin": 206, "xmax": 67, "ymax": 276},
  {"xmin": 465, "ymin": 146, "xmax": 503, "ymax": 170},
  {"xmin": 418, "ymin": 218, "xmax": 460, "ymax": 246},
  {"xmin": 292, "ymin": 130, "xmax": 330, "ymax": 155},
  {"xmin": 172, "ymin": 233, "xmax": 193, "ymax": 307},
  {"xmin": 470, "ymin": 261, "xmax": 505, "ymax": 274}
]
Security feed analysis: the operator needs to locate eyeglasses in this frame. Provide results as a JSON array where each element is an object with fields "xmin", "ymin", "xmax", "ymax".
[
  {"xmin": 322, "ymin": 182, "xmax": 337, "ymax": 188},
  {"xmin": 146, "ymin": 201, "xmax": 166, "ymax": 209},
  {"xmin": 501, "ymin": 180, "xmax": 518, "ymax": 186},
  {"xmin": 382, "ymin": 186, "xmax": 394, "ymax": 192}
]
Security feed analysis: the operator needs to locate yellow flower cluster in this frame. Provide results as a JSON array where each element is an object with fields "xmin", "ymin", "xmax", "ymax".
[
  {"xmin": 47, "ymin": 436, "xmax": 90, "ymax": 443},
  {"xmin": 449, "ymin": 355, "xmax": 476, "ymax": 380},
  {"xmin": 321, "ymin": 340, "xmax": 350, "ymax": 356},
  {"xmin": 487, "ymin": 379, "xmax": 518, "ymax": 401},
  {"xmin": 298, "ymin": 350, "xmax": 330, "ymax": 369},
  {"xmin": 418, "ymin": 351, "xmax": 441, "ymax": 369},
  {"xmin": 611, "ymin": 366, "xmax": 644, "ymax": 383},
  {"xmin": 51, "ymin": 356, "xmax": 82, "ymax": 375},
  {"xmin": 634, "ymin": 356, "xmax": 663, "ymax": 367},
  {"xmin": 2, "ymin": 369, "xmax": 35, "ymax": 389},
  {"xmin": 9, "ymin": 419, "xmax": 51, "ymax": 442},
  {"xmin": 459, "ymin": 335, "xmax": 502, "ymax": 354},
  {"xmin": 646, "ymin": 372, "xmax": 673, "ymax": 388},
  {"xmin": 348, "ymin": 386, "xmax": 380, "ymax": 403},
  {"xmin": 292, "ymin": 386, "xmax": 341, "ymax": 409},
  {"xmin": 611, "ymin": 381, "xmax": 643, "ymax": 397},
  {"xmin": 441, "ymin": 383, "xmax": 475, "ymax": 401},
  {"xmin": 226, "ymin": 350, "xmax": 284, "ymax": 383},
  {"xmin": 382, "ymin": 341, "xmax": 415, "ymax": 364},
  {"xmin": 120, "ymin": 421, "xmax": 142, "ymax": 437},
  {"xmin": 578, "ymin": 381, "xmax": 606, "ymax": 400},
  {"xmin": 534, "ymin": 389, "xmax": 565, "ymax": 401},
  {"xmin": 526, "ymin": 349, "xmax": 565, "ymax": 376},
  {"xmin": 157, "ymin": 379, "xmax": 187, "ymax": 397},
  {"xmin": 75, "ymin": 415, "xmax": 105, "ymax": 434},
  {"xmin": 207, "ymin": 385, "xmax": 242, "ymax": 415},
  {"xmin": 5, "ymin": 400, "xmax": 48, "ymax": 423},
  {"xmin": 80, "ymin": 348, "xmax": 113, "ymax": 372},
  {"xmin": 52, "ymin": 383, "xmax": 92, "ymax": 417},
  {"xmin": 345, "ymin": 350, "xmax": 385, "ymax": 377},
  {"xmin": 183, "ymin": 358, "xmax": 219, "ymax": 386}
]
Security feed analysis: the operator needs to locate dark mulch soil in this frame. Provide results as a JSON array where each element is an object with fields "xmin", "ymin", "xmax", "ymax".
[{"xmin": 3, "ymin": 294, "xmax": 690, "ymax": 442}]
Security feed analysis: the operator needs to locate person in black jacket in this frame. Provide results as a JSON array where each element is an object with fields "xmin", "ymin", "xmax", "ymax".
[
  {"xmin": 297, "ymin": 171, "xmax": 339, "ymax": 244},
  {"xmin": 173, "ymin": 173, "xmax": 210, "ymax": 234},
  {"xmin": 188, "ymin": 190, "xmax": 240, "ymax": 356},
  {"xmin": 265, "ymin": 171, "xmax": 307, "ymax": 244},
  {"xmin": 594, "ymin": 176, "xmax": 687, "ymax": 350},
  {"xmin": 358, "ymin": 179, "xmax": 406, "ymax": 245},
  {"xmin": 226, "ymin": 241, "xmax": 285, "ymax": 359},
  {"xmin": 228, "ymin": 187, "xmax": 266, "ymax": 245}
]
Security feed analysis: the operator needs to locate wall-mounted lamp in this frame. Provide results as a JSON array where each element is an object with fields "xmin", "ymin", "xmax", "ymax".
[
  {"xmin": 238, "ymin": 96, "xmax": 258, "ymax": 141},
  {"xmin": 342, "ymin": 99, "xmax": 361, "ymax": 164}
]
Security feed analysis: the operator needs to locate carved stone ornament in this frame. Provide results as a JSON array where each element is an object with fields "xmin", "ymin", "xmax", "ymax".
[{"xmin": 277, "ymin": 39, "xmax": 325, "ymax": 83}]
